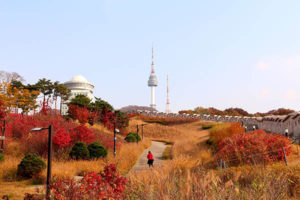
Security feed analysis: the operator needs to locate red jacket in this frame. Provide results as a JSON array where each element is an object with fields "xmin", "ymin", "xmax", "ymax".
[{"xmin": 147, "ymin": 153, "xmax": 153, "ymax": 160}]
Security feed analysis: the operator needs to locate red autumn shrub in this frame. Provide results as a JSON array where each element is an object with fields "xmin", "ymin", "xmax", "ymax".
[
  {"xmin": 100, "ymin": 109, "xmax": 115, "ymax": 130},
  {"xmin": 68, "ymin": 104, "xmax": 78, "ymax": 120},
  {"xmin": 76, "ymin": 107, "xmax": 90, "ymax": 124},
  {"xmin": 68, "ymin": 105, "xmax": 99, "ymax": 125},
  {"xmin": 70, "ymin": 125, "xmax": 95, "ymax": 144},
  {"xmin": 209, "ymin": 123, "xmax": 245, "ymax": 148},
  {"xmin": 50, "ymin": 164, "xmax": 127, "ymax": 200},
  {"xmin": 216, "ymin": 130, "xmax": 291, "ymax": 166},
  {"xmin": 53, "ymin": 128, "xmax": 72, "ymax": 148}
]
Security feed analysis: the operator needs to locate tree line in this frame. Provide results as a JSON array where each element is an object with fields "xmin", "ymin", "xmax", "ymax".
[{"xmin": 0, "ymin": 71, "xmax": 70, "ymax": 114}]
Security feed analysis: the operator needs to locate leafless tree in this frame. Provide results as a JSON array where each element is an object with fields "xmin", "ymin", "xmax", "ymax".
[{"xmin": 0, "ymin": 71, "xmax": 25, "ymax": 83}]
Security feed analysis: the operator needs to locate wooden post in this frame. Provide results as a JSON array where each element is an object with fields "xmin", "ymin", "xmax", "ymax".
[{"xmin": 282, "ymin": 147, "xmax": 288, "ymax": 166}]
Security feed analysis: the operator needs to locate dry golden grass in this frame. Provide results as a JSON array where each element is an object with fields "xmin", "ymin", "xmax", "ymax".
[
  {"xmin": 126, "ymin": 161, "xmax": 300, "ymax": 200},
  {"xmin": 126, "ymin": 117, "xmax": 300, "ymax": 199},
  {"xmin": 128, "ymin": 117, "xmax": 214, "ymax": 166},
  {"xmin": 0, "ymin": 181, "xmax": 38, "ymax": 199},
  {"xmin": 128, "ymin": 118, "xmax": 182, "ymax": 142},
  {"xmin": 0, "ymin": 138, "xmax": 151, "ymax": 182}
]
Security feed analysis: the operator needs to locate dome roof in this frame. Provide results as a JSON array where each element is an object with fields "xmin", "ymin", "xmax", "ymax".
[{"xmin": 70, "ymin": 75, "xmax": 89, "ymax": 83}]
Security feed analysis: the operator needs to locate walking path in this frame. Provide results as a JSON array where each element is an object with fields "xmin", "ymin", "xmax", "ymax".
[{"xmin": 129, "ymin": 141, "xmax": 167, "ymax": 173}]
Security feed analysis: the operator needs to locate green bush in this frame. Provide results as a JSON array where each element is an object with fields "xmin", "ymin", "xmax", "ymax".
[
  {"xmin": 125, "ymin": 132, "xmax": 141, "ymax": 143},
  {"xmin": 88, "ymin": 142, "xmax": 107, "ymax": 159},
  {"xmin": 0, "ymin": 153, "xmax": 4, "ymax": 162},
  {"xmin": 69, "ymin": 142, "xmax": 90, "ymax": 160},
  {"xmin": 17, "ymin": 153, "xmax": 46, "ymax": 178}
]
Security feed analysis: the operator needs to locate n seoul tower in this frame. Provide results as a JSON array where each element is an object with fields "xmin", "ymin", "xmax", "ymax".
[{"xmin": 147, "ymin": 46, "xmax": 158, "ymax": 109}]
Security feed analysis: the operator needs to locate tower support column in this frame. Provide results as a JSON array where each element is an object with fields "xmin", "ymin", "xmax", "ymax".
[{"xmin": 151, "ymin": 87, "xmax": 156, "ymax": 109}]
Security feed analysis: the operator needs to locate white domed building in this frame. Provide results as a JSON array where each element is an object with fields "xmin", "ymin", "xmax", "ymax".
[{"xmin": 61, "ymin": 75, "xmax": 95, "ymax": 115}]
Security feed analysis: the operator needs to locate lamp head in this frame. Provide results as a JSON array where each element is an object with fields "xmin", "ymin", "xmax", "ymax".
[{"xmin": 31, "ymin": 127, "xmax": 47, "ymax": 132}]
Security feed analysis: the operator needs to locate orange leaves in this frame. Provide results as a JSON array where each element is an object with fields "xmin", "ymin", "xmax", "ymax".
[{"xmin": 0, "ymin": 82, "xmax": 40, "ymax": 114}]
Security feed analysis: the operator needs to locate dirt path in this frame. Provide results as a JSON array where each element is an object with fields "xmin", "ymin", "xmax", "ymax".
[{"xmin": 129, "ymin": 141, "xmax": 167, "ymax": 173}]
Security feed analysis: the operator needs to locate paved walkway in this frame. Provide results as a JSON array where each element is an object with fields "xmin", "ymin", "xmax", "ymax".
[{"xmin": 129, "ymin": 141, "xmax": 167, "ymax": 173}]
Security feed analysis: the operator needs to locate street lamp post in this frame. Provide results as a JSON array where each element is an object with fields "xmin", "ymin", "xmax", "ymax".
[
  {"xmin": 113, "ymin": 121, "xmax": 119, "ymax": 157},
  {"xmin": 30, "ymin": 125, "xmax": 53, "ymax": 200},
  {"xmin": 113, "ymin": 112, "xmax": 120, "ymax": 157},
  {"xmin": 0, "ymin": 120, "xmax": 6, "ymax": 153}
]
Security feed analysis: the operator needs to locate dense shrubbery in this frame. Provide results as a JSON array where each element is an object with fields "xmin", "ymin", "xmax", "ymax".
[
  {"xmin": 216, "ymin": 130, "xmax": 292, "ymax": 165},
  {"xmin": 69, "ymin": 142, "xmax": 90, "ymax": 160},
  {"xmin": 140, "ymin": 115, "xmax": 198, "ymax": 125},
  {"xmin": 50, "ymin": 164, "xmax": 127, "ymax": 199},
  {"xmin": 17, "ymin": 153, "xmax": 46, "ymax": 178},
  {"xmin": 0, "ymin": 153, "xmax": 4, "ymax": 162},
  {"xmin": 125, "ymin": 132, "xmax": 141, "ymax": 143},
  {"xmin": 208, "ymin": 123, "xmax": 244, "ymax": 148},
  {"xmin": 88, "ymin": 142, "xmax": 107, "ymax": 159},
  {"xmin": 68, "ymin": 95, "xmax": 129, "ymax": 132},
  {"xmin": 4, "ymin": 113, "xmax": 120, "ymax": 157}
]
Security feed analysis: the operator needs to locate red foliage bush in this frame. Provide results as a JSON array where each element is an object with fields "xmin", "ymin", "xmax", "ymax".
[
  {"xmin": 209, "ymin": 123, "xmax": 245, "ymax": 148},
  {"xmin": 70, "ymin": 125, "xmax": 95, "ymax": 144},
  {"xmin": 216, "ymin": 130, "xmax": 292, "ymax": 165},
  {"xmin": 53, "ymin": 128, "xmax": 72, "ymax": 148},
  {"xmin": 100, "ymin": 109, "xmax": 115, "ymax": 130},
  {"xmin": 68, "ymin": 105, "xmax": 97, "ymax": 125},
  {"xmin": 50, "ymin": 164, "xmax": 127, "ymax": 200}
]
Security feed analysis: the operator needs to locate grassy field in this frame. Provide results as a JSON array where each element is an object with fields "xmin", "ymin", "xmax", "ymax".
[
  {"xmin": 0, "ymin": 117, "xmax": 299, "ymax": 199},
  {"xmin": 125, "ymin": 118, "xmax": 300, "ymax": 199}
]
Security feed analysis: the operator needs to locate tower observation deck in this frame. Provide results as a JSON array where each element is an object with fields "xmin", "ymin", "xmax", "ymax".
[{"xmin": 148, "ymin": 46, "xmax": 158, "ymax": 109}]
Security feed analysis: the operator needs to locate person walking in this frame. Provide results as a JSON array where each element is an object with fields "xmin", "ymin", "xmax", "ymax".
[{"xmin": 147, "ymin": 151, "xmax": 154, "ymax": 168}]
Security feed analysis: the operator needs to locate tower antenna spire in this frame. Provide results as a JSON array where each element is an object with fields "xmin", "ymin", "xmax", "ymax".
[
  {"xmin": 151, "ymin": 43, "xmax": 155, "ymax": 73},
  {"xmin": 166, "ymin": 74, "xmax": 171, "ymax": 114}
]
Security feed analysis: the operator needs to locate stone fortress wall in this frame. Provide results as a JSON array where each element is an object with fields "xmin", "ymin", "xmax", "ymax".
[{"xmin": 128, "ymin": 110, "xmax": 300, "ymax": 144}]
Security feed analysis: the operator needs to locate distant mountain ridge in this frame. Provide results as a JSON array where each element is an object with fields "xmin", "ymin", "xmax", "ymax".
[{"xmin": 120, "ymin": 105, "xmax": 157, "ymax": 113}]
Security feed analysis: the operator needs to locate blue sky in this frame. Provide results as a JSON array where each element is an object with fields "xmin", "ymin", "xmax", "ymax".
[{"xmin": 1, "ymin": 0, "xmax": 300, "ymax": 113}]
